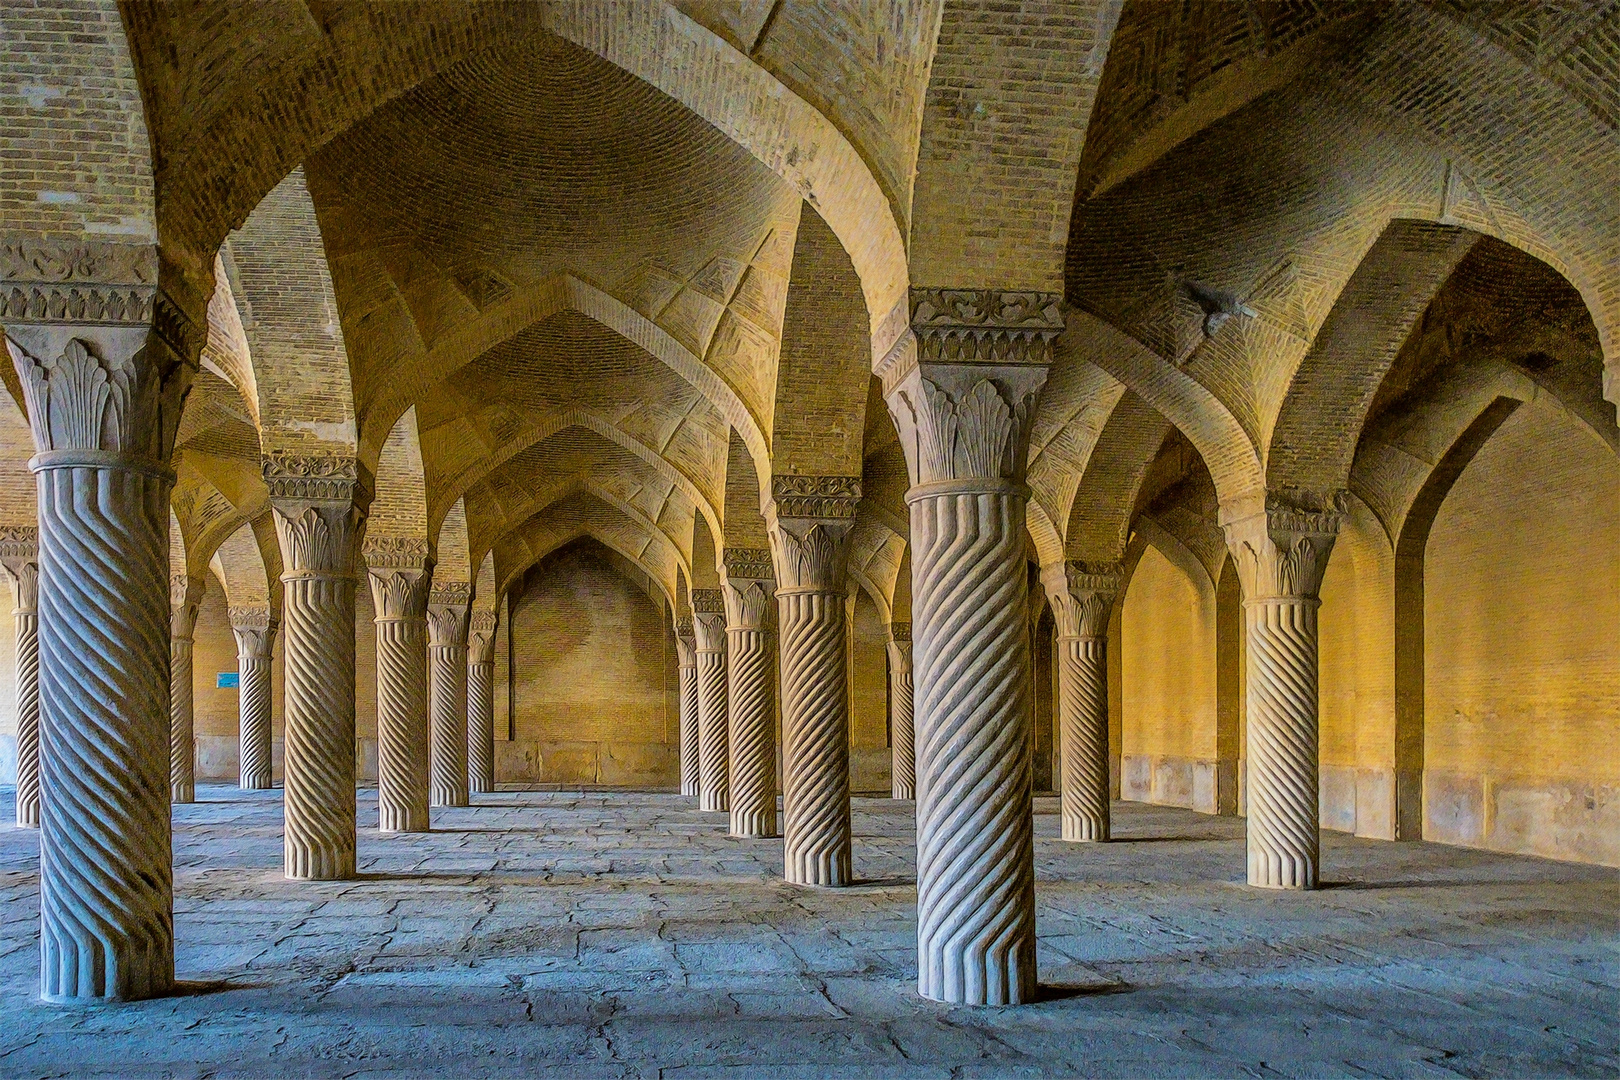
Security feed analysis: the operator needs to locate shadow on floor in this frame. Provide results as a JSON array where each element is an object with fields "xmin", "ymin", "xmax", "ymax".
[{"xmin": 1037, "ymin": 980, "xmax": 1132, "ymax": 1002}]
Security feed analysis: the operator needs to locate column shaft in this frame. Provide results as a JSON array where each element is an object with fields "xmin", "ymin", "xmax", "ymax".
[
  {"xmin": 888, "ymin": 630, "xmax": 914, "ymax": 800},
  {"xmin": 911, "ymin": 485, "xmax": 1035, "ymax": 1005},
  {"xmin": 779, "ymin": 588, "xmax": 850, "ymax": 885},
  {"xmin": 467, "ymin": 611, "xmax": 498, "ymax": 794},
  {"xmin": 6, "ymin": 552, "xmax": 40, "ymax": 827},
  {"xmin": 675, "ymin": 622, "xmax": 699, "ymax": 798},
  {"xmin": 1245, "ymin": 597, "xmax": 1321, "ymax": 888},
  {"xmin": 1057, "ymin": 636, "xmax": 1108, "ymax": 841},
  {"xmin": 727, "ymin": 626, "xmax": 776, "ymax": 837},
  {"xmin": 692, "ymin": 596, "xmax": 728, "ymax": 813},
  {"xmin": 371, "ymin": 570, "xmax": 430, "ymax": 832},
  {"xmin": 231, "ymin": 609, "xmax": 276, "ymax": 791},
  {"xmin": 428, "ymin": 595, "xmax": 470, "ymax": 807},
  {"xmin": 37, "ymin": 459, "xmax": 175, "ymax": 1001},
  {"xmin": 168, "ymin": 579, "xmax": 201, "ymax": 805}
]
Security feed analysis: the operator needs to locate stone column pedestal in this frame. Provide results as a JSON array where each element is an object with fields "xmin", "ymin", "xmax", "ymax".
[
  {"xmin": 467, "ymin": 610, "xmax": 498, "ymax": 794},
  {"xmin": 1223, "ymin": 496, "xmax": 1343, "ymax": 890},
  {"xmin": 267, "ymin": 455, "xmax": 369, "ymax": 881},
  {"xmin": 428, "ymin": 585, "xmax": 471, "ymax": 808},
  {"xmin": 169, "ymin": 574, "xmax": 204, "ymax": 804},
  {"xmin": 723, "ymin": 549, "xmax": 776, "ymax": 839},
  {"xmin": 674, "ymin": 617, "xmax": 699, "ymax": 798},
  {"xmin": 1, "ymin": 531, "xmax": 40, "ymax": 827},
  {"xmin": 1043, "ymin": 563, "xmax": 1120, "ymax": 842},
  {"xmin": 365, "ymin": 540, "xmax": 432, "ymax": 833},
  {"xmin": 887, "ymin": 624, "xmax": 914, "ymax": 801},
  {"xmin": 883, "ymin": 289, "xmax": 1061, "ymax": 1005},
  {"xmin": 771, "ymin": 477, "xmax": 861, "ymax": 888},
  {"xmin": 229, "ymin": 606, "xmax": 277, "ymax": 790},
  {"xmin": 7, "ymin": 260, "xmax": 202, "ymax": 1002},
  {"xmin": 691, "ymin": 590, "xmax": 729, "ymax": 813}
]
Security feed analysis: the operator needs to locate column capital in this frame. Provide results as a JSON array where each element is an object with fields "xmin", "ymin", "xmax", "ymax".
[
  {"xmin": 1042, "ymin": 560, "xmax": 1122, "ymax": 640},
  {"xmin": 884, "ymin": 364, "xmax": 1050, "ymax": 488},
  {"xmin": 0, "ymin": 525, "xmax": 39, "ymax": 611},
  {"xmin": 228, "ymin": 604, "xmax": 279, "ymax": 661},
  {"xmin": 170, "ymin": 572, "xmax": 205, "ymax": 639},
  {"xmin": 468, "ymin": 609, "xmax": 498, "ymax": 664},
  {"xmin": 888, "ymin": 620, "xmax": 910, "ymax": 643},
  {"xmin": 886, "ymin": 634, "xmax": 913, "ymax": 676},
  {"xmin": 691, "ymin": 591, "xmax": 728, "ymax": 651},
  {"xmin": 427, "ymin": 583, "xmax": 471, "ymax": 647},
  {"xmin": 769, "ymin": 474, "xmax": 862, "ymax": 521},
  {"xmin": 1221, "ymin": 491, "xmax": 1347, "ymax": 601},
  {"xmin": 266, "ymin": 453, "xmax": 373, "ymax": 579},
  {"xmin": 877, "ymin": 288, "xmax": 1065, "ymax": 389},
  {"xmin": 767, "ymin": 475, "xmax": 860, "ymax": 593},
  {"xmin": 3, "ymin": 239, "xmax": 202, "ymax": 467},
  {"xmin": 673, "ymin": 614, "xmax": 695, "ymax": 642},
  {"xmin": 722, "ymin": 576, "xmax": 774, "ymax": 631}
]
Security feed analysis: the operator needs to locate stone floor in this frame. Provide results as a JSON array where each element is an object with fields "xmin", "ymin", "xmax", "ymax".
[{"xmin": 0, "ymin": 786, "xmax": 1614, "ymax": 1078}]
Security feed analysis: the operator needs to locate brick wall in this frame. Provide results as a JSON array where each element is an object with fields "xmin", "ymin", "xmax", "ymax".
[
  {"xmin": 1424, "ymin": 399, "xmax": 1619, "ymax": 865},
  {"xmin": 499, "ymin": 542, "xmax": 677, "ymax": 788}
]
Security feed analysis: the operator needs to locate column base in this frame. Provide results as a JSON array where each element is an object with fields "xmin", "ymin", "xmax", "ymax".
[
  {"xmin": 1061, "ymin": 816, "xmax": 1107, "ymax": 842},
  {"xmin": 240, "ymin": 777, "xmax": 273, "ymax": 791},
  {"xmin": 728, "ymin": 810, "xmax": 778, "ymax": 839},
  {"xmin": 170, "ymin": 783, "xmax": 194, "ymax": 805}
]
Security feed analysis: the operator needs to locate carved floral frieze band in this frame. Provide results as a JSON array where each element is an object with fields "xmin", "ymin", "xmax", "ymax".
[
  {"xmin": 771, "ymin": 475, "xmax": 862, "ymax": 520},
  {"xmin": 910, "ymin": 288, "xmax": 1064, "ymax": 365},
  {"xmin": 722, "ymin": 547, "xmax": 775, "ymax": 581},
  {"xmin": 263, "ymin": 452, "xmax": 367, "ymax": 504}
]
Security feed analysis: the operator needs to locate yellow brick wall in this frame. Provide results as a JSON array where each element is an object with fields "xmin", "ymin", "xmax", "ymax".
[
  {"xmin": 499, "ymin": 542, "xmax": 677, "ymax": 788},
  {"xmin": 1120, "ymin": 542, "xmax": 1220, "ymax": 811},
  {"xmin": 1424, "ymin": 399, "xmax": 1619, "ymax": 864}
]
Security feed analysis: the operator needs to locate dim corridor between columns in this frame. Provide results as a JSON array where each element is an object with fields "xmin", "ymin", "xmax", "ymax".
[{"xmin": 0, "ymin": 785, "xmax": 1611, "ymax": 1077}]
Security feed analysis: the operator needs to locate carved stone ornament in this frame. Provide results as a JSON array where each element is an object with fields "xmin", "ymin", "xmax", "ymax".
[
  {"xmin": 673, "ymin": 615, "xmax": 695, "ymax": 639},
  {"xmin": 689, "ymin": 588, "xmax": 725, "ymax": 615},
  {"xmin": 722, "ymin": 576, "xmax": 774, "ymax": 630},
  {"xmin": 770, "ymin": 475, "xmax": 862, "ymax": 521},
  {"xmin": 0, "ymin": 524, "xmax": 38, "ymax": 560},
  {"xmin": 722, "ymin": 546, "xmax": 775, "ymax": 582},
  {"xmin": 909, "ymin": 288, "xmax": 1064, "ymax": 365},
  {"xmin": 885, "ymin": 365, "xmax": 1049, "ymax": 487},
  {"xmin": 888, "ymin": 621, "xmax": 911, "ymax": 643},
  {"xmin": 469, "ymin": 610, "xmax": 498, "ymax": 636},
  {"xmin": 429, "ymin": 581, "xmax": 472, "ymax": 608},
  {"xmin": 769, "ymin": 519, "xmax": 854, "ymax": 592},
  {"xmin": 1043, "ymin": 561, "xmax": 1122, "ymax": 640},
  {"xmin": 363, "ymin": 535, "xmax": 432, "ymax": 571},
  {"xmin": 169, "ymin": 572, "xmax": 205, "ymax": 613},
  {"xmin": 227, "ymin": 605, "xmax": 276, "ymax": 632},
  {"xmin": 1223, "ymin": 492, "xmax": 1347, "ymax": 600},
  {"xmin": 263, "ymin": 452, "xmax": 370, "ymax": 507}
]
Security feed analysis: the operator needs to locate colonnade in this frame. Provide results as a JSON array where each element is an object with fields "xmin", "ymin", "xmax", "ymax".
[{"xmin": 6, "ymin": 286, "xmax": 1347, "ymax": 1009}]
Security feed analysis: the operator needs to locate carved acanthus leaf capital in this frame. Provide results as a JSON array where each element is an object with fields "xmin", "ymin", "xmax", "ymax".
[
  {"xmin": 427, "ymin": 603, "xmax": 468, "ymax": 648},
  {"xmin": 170, "ymin": 572, "xmax": 205, "ymax": 612},
  {"xmin": 722, "ymin": 576, "xmax": 774, "ymax": 630},
  {"xmin": 277, "ymin": 503, "xmax": 365, "ymax": 577},
  {"xmin": 0, "ymin": 525, "xmax": 39, "ymax": 607},
  {"xmin": 468, "ymin": 609, "xmax": 499, "ymax": 664},
  {"xmin": 769, "ymin": 475, "xmax": 862, "ymax": 521},
  {"xmin": 885, "ymin": 364, "xmax": 1048, "ymax": 486},
  {"xmin": 768, "ymin": 518, "xmax": 855, "ymax": 593},
  {"xmin": 692, "ymin": 605, "xmax": 728, "ymax": 651},
  {"xmin": 368, "ymin": 565, "xmax": 432, "ymax": 620},
  {"xmin": 229, "ymin": 604, "xmax": 278, "ymax": 659},
  {"xmin": 673, "ymin": 615, "xmax": 695, "ymax": 640},
  {"xmin": 1043, "ymin": 561, "xmax": 1122, "ymax": 639},
  {"xmin": 1222, "ymin": 491, "xmax": 1347, "ymax": 601},
  {"xmin": 908, "ymin": 288, "xmax": 1064, "ymax": 366},
  {"xmin": 886, "ymin": 636, "xmax": 913, "ymax": 675},
  {"xmin": 722, "ymin": 546, "xmax": 775, "ymax": 583}
]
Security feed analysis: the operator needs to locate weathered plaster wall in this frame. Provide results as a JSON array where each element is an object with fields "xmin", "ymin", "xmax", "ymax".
[
  {"xmin": 499, "ymin": 543, "xmax": 677, "ymax": 788},
  {"xmin": 1424, "ymin": 400, "xmax": 1620, "ymax": 866},
  {"xmin": 1120, "ymin": 543, "xmax": 1220, "ymax": 813},
  {"xmin": 1317, "ymin": 496, "xmax": 1398, "ymax": 839},
  {"xmin": 849, "ymin": 589, "xmax": 890, "ymax": 794}
]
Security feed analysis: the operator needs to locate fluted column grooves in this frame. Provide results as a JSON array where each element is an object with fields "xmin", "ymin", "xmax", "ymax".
[
  {"xmin": 14, "ymin": 602, "xmax": 39, "ymax": 826},
  {"xmin": 36, "ymin": 459, "xmax": 174, "ymax": 1002},
  {"xmin": 780, "ymin": 590, "xmax": 850, "ymax": 885},
  {"xmin": 1059, "ymin": 636, "xmax": 1109, "ymax": 841},
  {"xmin": 374, "ymin": 614, "xmax": 429, "ymax": 831},
  {"xmin": 467, "ymin": 660, "xmax": 495, "ymax": 793},
  {"xmin": 1245, "ymin": 598, "xmax": 1321, "ymax": 889},
  {"xmin": 727, "ymin": 626, "xmax": 776, "ymax": 838},
  {"xmin": 169, "ymin": 631, "xmax": 195, "ymax": 804},
  {"xmin": 281, "ymin": 571, "xmax": 358, "ymax": 880},
  {"xmin": 694, "ymin": 607, "xmax": 729, "ymax": 813},
  {"xmin": 912, "ymin": 486, "xmax": 1035, "ymax": 1006},
  {"xmin": 888, "ymin": 636, "xmax": 914, "ymax": 801},
  {"xmin": 237, "ymin": 653, "xmax": 272, "ymax": 789},
  {"xmin": 676, "ymin": 629, "xmax": 699, "ymax": 798},
  {"xmin": 429, "ymin": 639, "xmax": 469, "ymax": 807}
]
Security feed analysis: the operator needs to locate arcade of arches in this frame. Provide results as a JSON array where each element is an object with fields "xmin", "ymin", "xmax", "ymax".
[{"xmin": 0, "ymin": 0, "xmax": 1616, "ymax": 1073}]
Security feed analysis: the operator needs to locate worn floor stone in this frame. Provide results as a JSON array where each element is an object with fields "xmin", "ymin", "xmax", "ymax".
[{"xmin": 0, "ymin": 786, "xmax": 1613, "ymax": 1078}]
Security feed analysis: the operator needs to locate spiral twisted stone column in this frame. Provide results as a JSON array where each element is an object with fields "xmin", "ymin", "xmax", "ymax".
[
  {"xmin": 366, "ymin": 545, "xmax": 432, "ymax": 833},
  {"xmin": 674, "ymin": 617, "xmax": 699, "ymax": 798},
  {"xmin": 691, "ymin": 591, "xmax": 728, "ymax": 813},
  {"xmin": 1044, "ymin": 563, "xmax": 1120, "ymax": 843},
  {"xmin": 230, "ymin": 607, "xmax": 276, "ymax": 791},
  {"xmin": 268, "ymin": 457, "xmax": 369, "ymax": 882},
  {"xmin": 1224, "ymin": 496, "xmax": 1343, "ymax": 890},
  {"xmin": 887, "ymin": 625, "xmax": 914, "ymax": 800},
  {"xmin": 9, "ymin": 309, "xmax": 200, "ymax": 1003},
  {"xmin": 467, "ymin": 610, "xmax": 498, "ymax": 794},
  {"xmin": 723, "ymin": 554, "xmax": 776, "ymax": 838},
  {"xmin": 169, "ymin": 576, "xmax": 203, "ymax": 804},
  {"xmin": 885, "ymin": 329, "xmax": 1059, "ymax": 1005},
  {"xmin": 770, "ymin": 485, "xmax": 861, "ymax": 889},
  {"xmin": 2, "ymin": 537, "xmax": 41, "ymax": 828},
  {"xmin": 428, "ymin": 586, "xmax": 471, "ymax": 808}
]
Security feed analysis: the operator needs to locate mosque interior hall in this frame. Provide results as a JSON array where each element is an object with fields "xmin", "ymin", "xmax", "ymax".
[{"xmin": 0, "ymin": 1, "xmax": 1616, "ymax": 1075}]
